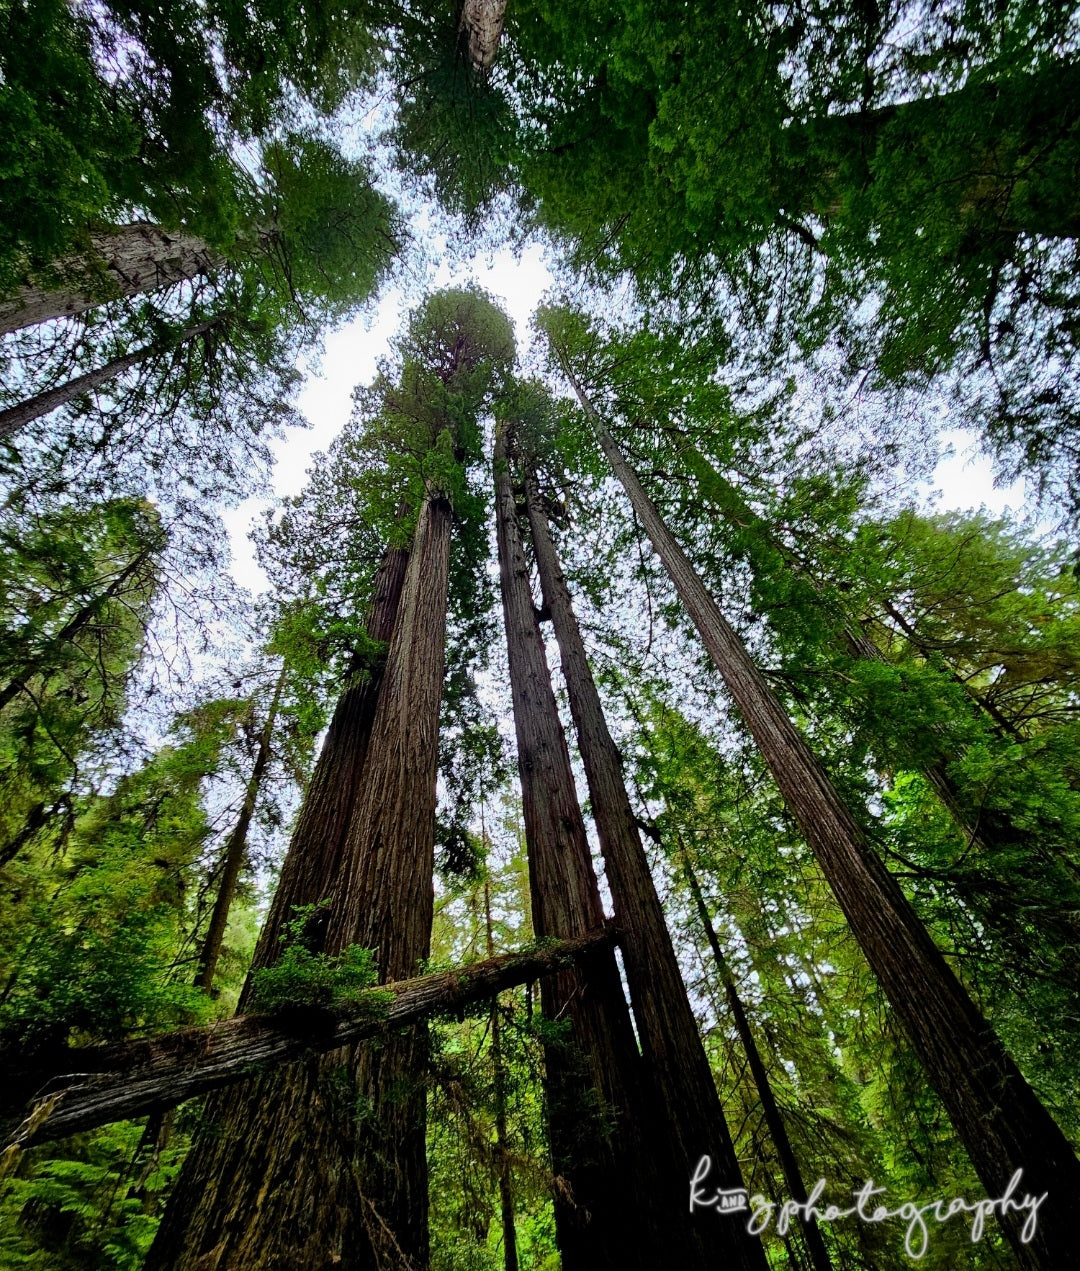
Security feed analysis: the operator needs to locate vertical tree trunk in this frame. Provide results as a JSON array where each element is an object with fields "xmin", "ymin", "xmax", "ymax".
[
  {"xmin": 681, "ymin": 852, "xmax": 833, "ymax": 1271},
  {"xmin": 460, "ymin": 0, "xmax": 508, "ymax": 75},
  {"xmin": 522, "ymin": 460, "xmax": 767, "ymax": 1271},
  {"xmin": 144, "ymin": 542, "xmax": 410, "ymax": 1271},
  {"xmin": 485, "ymin": 877, "xmax": 519, "ymax": 1271},
  {"xmin": 560, "ymin": 356, "xmax": 1080, "ymax": 1270},
  {"xmin": 0, "ymin": 320, "xmax": 216, "ymax": 441},
  {"xmin": 0, "ymin": 225, "xmax": 222, "ymax": 336},
  {"xmin": 319, "ymin": 490, "xmax": 454, "ymax": 1271},
  {"xmin": 194, "ymin": 662, "xmax": 287, "ymax": 994},
  {"xmin": 494, "ymin": 424, "xmax": 675, "ymax": 1271}
]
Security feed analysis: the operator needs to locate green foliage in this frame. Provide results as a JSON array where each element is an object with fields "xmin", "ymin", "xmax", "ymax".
[
  {"xmin": 0, "ymin": 1120, "xmax": 187, "ymax": 1270},
  {"xmin": 248, "ymin": 904, "xmax": 386, "ymax": 1013}
]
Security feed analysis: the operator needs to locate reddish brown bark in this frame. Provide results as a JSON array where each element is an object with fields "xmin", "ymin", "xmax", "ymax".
[
  {"xmin": 320, "ymin": 491, "xmax": 454, "ymax": 1271},
  {"xmin": 0, "ymin": 225, "xmax": 222, "ymax": 335},
  {"xmin": 522, "ymin": 460, "xmax": 766, "ymax": 1271},
  {"xmin": 143, "ymin": 541, "xmax": 410, "ymax": 1271},
  {"xmin": 561, "ymin": 356, "xmax": 1080, "ymax": 1271},
  {"xmin": 495, "ymin": 424, "xmax": 676, "ymax": 1271}
]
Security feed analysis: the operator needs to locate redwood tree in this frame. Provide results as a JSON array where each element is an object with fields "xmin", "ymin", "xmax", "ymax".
[
  {"xmin": 145, "ymin": 289, "xmax": 515, "ymax": 1271},
  {"xmin": 495, "ymin": 420, "xmax": 688, "ymax": 1271},
  {"xmin": 515, "ymin": 415, "xmax": 766, "ymax": 1271},
  {"xmin": 542, "ymin": 319, "xmax": 1080, "ymax": 1271}
]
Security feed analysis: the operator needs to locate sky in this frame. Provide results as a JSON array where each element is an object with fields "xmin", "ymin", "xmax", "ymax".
[{"xmin": 221, "ymin": 246, "xmax": 1027, "ymax": 597}]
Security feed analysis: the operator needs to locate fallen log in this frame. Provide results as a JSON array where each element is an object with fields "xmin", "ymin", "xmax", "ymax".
[{"xmin": 2, "ymin": 927, "xmax": 615, "ymax": 1151}]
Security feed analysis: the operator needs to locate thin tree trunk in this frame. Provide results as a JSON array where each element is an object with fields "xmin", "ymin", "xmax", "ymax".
[
  {"xmin": 485, "ymin": 877, "xmax": 519, "ymax": 1271},
  {"xmin": 681, "ymin": 852, "xmax": 833, "ymax": 1271},
  {"xmin": 1, "ymin": 929, "xmax": 616, "ymax": 1152},
  {"xmin": 522, "ymin": 459, "xmax": 766, "ymax": 1271},
  {"xmin": 0, "ymin": 540, "xmax": 160, "ymax": 715},
  {"xmin": 560, "ymin": 354, "xmax": 1080, "ymax": 1270},
  {"xmin": 494, "ymin": 423, "xmax": 674, "ymax": 1271},
  {"xmin": 194, "ymin": 663, "xmax": 287, "ymax": 994},
  {"xmin": 0, "ymin": 320, "xmax": 216, "ymax": 441},
  {"xmin": 144, "ymin": 541, "xmax": 409, "ymax": 1271},
  {"xmin": 0, "ymin": 225, "xmax": 222, "ymax": 336}
]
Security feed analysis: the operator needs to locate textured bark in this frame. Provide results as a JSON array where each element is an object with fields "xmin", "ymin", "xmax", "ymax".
[
  {"xmin": 522, "ymin": 464, "xmax": 766, "ymax": 1271},
  {"xmin": 194, "ymin": 664, "xmax": 286, "ymax": 994},
  {"xmin": 0, "ymin": 225, "xmax": 222, "ymax": 335},
  {"xmin": 2, "ymin": 929, "xmax": 615, "ymax": 1151},
  {"xmin": 460, "ymin": 0, "xmax": 508, "ymax": 75},
  {"xmin": 320, "ymin": 491, "xmax": 454, "ymax": 1271},
  {"xmin": 494, "ymin": 425, "xmax": 673, "ymax": 1271},
  {"xmin": 0, "ymin": 320, "xmax": 217, "ymax": 441},
  {"xmin": 144, "ymin": 542, "xmax": 409, "ymax": 1271},
  {"xmin": 562, "ymin": 358, "xmax": 1080, "ymax": 1271},
  {"xmin": 682, "ymin": 856, "xmax": 833, "ymax": 1271}
]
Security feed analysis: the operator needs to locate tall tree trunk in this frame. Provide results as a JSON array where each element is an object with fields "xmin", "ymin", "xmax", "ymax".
[
  {"xmin": 681, "ymin": 851, "xmax": 833, "ymax": 1271},
  {"xmin": 559, "ymin": 355, "xmax": 1080, "ymax": 1271},
  {"xmin": 460, "ymin": 0, "xmax": 508, "ymax": 75},
  {"xmin": 485, "ymin": 877, "xmax": 519, "ymax": 1271},
  {"xmin": 194, "ymin": 663, "xmax": 286, "ymax": 994},
  {"xmin": 521, "ymin": 459, "xmax": 767, "ymax": 1271},
  {"xmin": 318, "ymin": 490, "xmax": 454, "ymax": 1271},
  {"xmin": 685, "ymin": 447, "xmax": 1080, "ymax": 950},
  {"xmin": 494, "ymin": 424, "xmax": 676, "ymax": 1271},
  {"xmin": 0, "ymin": 225, "xmax": 222, "ymax": 336},
  {"xmin": 0, "ymin": 320, "xmax": 216, "ymax": 441},
  {"xmin": 144, "ymin": 541, "xmax": 410, "ymax": 1271}
]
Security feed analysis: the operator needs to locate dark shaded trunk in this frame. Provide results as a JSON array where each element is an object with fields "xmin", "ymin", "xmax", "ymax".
[
  {"xmin": 194, "ymin": 664, "xmax": 286, "ymax": 994},
  {"xmin": 485, "ymin": 879, "xmax": 519, "ymax": 1271},
  {"xmin": 494, "ymin": 424, "xmax": 673, "ymax": 1271},
  {"xmin": 0, "ymin": 320, "xmax": 217, "ymax": 440},
  {"xmin": 522, "ymin": 461, "xmax": 766, "ymax": 1271},
  {"xmin": 2, "ymin": 928, "xmax": 615, "ymax": 1151},
  {"xmin": 0, "ymin": 225, "xmax": 222, "ymax": 336},
  {"xmin": 794, "ymin": 58, "xmax": 1080, "ymax": 243},
  {"xmin": 144, "ymin": 540, "xmax": 410, "ymax": 1271},
  {"xmin": 681, "ymin": 853, "xmax": 833, "ymax": 1271},
  {"xmin": 561, "ymin": 357, "xmax": 1080, "ymax": 1271},
  {"xmin": 0, "ymin": 801, "xmax": 48, "ymax": 869}
]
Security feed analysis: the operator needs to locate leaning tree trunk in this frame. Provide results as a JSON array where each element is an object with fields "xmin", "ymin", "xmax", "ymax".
[
  {"xmin": 559, "ymin": 355, "xmax": 1080, "ymax": 1271},
  {"xmin": 685, "ymin": 445, "xmax": 1080, "ymax": 965},
  {"xmin": 681, "ymin": 852, "xmax": 833, "ymax": 1271},
  {"xmin": 2, "ymin": 928, "xmax": 616, "ymax": 1153},
  {"xmin": 0, "ymin": 320, "xmax": 217, "ymax": 440},
  {"xmin": 144, "ymin": 540, "xmax": 409, "ymax": 1271},
  {"xmin": 494, "ymin": 425, "xmax": 676, "ymax": 1271},
  {"xmin": 0, "ymin": 225, "xmax": 222, "ymax": 336},
  {"xmin": 522, "ymin": 459, "xmax": 767, "ymax": 1271},
  {"xmin": 0, "ymin": 538, "xmax": 161, "ymax": 715},
  {"xmin": 194, "ymin": 662, "xmax": 287, "ymax": 994}
]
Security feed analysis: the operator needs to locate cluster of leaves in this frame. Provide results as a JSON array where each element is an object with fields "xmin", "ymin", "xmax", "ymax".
[{"xmin": 248, "ymin": 903, "xmax": 386, "ymax": 1014}]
